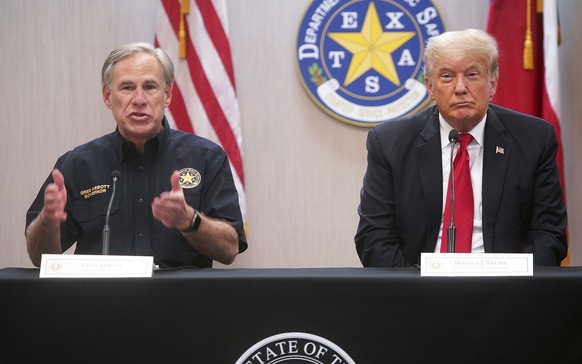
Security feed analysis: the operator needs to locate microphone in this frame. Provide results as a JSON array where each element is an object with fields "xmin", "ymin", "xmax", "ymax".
[
  {"xmin": 102, "ymin": 170, "xmax": 121, "ymax": 255},
  {"xmin": 447, "ymin": 129, "xmax": 459, "ymax": 253}
]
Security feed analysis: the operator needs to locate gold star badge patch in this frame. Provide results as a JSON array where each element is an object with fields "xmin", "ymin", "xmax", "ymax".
[{"xmin": 178, "ymin": 168, "xmax": 201, "ymax": 189}]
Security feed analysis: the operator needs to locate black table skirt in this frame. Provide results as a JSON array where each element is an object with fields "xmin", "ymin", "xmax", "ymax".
[{"xmin": 1, "ymin": 266, "xmax": 581, "ymax": 363}]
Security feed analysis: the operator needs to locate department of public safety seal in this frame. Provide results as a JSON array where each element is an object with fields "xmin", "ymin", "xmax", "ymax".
[
  {"xmin": 296, "ymin": 0, "xmax": 446, "ymax": 127},
  {"xmin": 235, "ymin": 332, "xmax": 356, "ymax": 364},
  {"xmin": 178, "ymin": 168, "xmax": 201, "ymax": 189}
]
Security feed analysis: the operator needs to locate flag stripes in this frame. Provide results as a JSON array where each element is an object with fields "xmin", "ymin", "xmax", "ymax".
[
  {"xmin": 155, "ymin": 0, "xmax": 246, "ymax": 216},
  {"xmin": 195, "ymin": 0, "xmax": 237, "ymax": 89}
]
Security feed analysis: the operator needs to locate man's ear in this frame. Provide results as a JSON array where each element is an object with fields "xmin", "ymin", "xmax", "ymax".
[
  {"xmin": 424, "ymin": 77, "xmax": 435, "ymax": 100},
  {"xmin": 102, "ymin": 85, "xmax": 112, "ymax": 109},
  {"xmin": 489, "ymin": 79, "xmax": 498, "ymax": 100},
  {"xmin": 164, "ymin": 83, "xmax": 173, "ymax": 108}
]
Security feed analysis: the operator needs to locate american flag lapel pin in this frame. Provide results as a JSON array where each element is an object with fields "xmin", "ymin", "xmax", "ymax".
[{"xmin": 496, "ymin": 146, "xmax": 505, "ymax": 155}]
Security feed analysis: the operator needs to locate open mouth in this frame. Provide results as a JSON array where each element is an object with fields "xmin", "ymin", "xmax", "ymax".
[{"xmin": 128, "ymin": 112, "xmax": 149, "ymax": 120}]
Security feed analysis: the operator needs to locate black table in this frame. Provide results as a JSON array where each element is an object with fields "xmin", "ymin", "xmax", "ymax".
[{"xmin": 1, "ymin": 267, "xmax": 581, "ymax": 363}]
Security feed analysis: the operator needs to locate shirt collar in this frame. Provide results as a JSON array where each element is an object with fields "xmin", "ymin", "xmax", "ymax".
[
  {"xmin": 112, "ymin": 116, "xmax": 171, "ymax": 162},
  {"xmin": 439, "ymin": 112, "xmax": 486, "ymax": 150}
]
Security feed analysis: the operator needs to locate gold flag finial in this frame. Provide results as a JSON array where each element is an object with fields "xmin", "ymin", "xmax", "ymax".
[
  {"xmin": 523, "ymin": 0, "xmax": 534, "ymax": 70},
  {"xmin": 179, "ymin": 0, "xmax": 190, "ymax": 59}
]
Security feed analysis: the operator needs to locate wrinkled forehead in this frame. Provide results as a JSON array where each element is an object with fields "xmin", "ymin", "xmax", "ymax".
[
  {"xmin": 110, "ymin": 53, "xmax": 165, "ymax": 84},
  {"xmin": 427, "ymin": 50, "xmax": 494, "ymax": 79},
  {"xmin": 433, "ymin": 57, "xmax": 489, "ymax": 73}
]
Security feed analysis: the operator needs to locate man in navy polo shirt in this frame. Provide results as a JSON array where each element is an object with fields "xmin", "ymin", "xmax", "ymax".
[{"xmin": 25, "ymin": 43, "xmax": 247, "ymax": 269}]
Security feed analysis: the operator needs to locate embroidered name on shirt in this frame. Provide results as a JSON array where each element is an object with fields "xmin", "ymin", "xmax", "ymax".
[{"xmin": 80, "ymin": 184, "xmax": 110, "ymax": 199}]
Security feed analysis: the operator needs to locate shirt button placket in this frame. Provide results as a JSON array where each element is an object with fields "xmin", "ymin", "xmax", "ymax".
[{"xmin": 135, "ymin": 164, "xmax": 148, "ymax": 252}]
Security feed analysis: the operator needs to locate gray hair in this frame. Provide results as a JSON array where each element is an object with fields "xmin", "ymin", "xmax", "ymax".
[
  {"xmin": 101, "ymin": 42, "xmax": 175, "ymax": 88},
  {"xmin": 423, "ymin": 29, "xmax": 499, "ymax": 81}
]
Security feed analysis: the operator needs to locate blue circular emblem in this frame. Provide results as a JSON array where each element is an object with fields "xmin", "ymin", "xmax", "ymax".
[{"xmin": 296, "ymin": 0, "xmax": 446, "ymax": 127}]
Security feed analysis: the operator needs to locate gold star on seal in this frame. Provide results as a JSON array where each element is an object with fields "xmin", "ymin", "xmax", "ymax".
[
  {"xmin": 178, "ymin": 167, "xmax": 201, "ymax": 189},
  {"xmin": 181, "ymin": 173, "xmax": 195, "ymax": 185},
  {"xmin": 328, "ymin": 2, "xmax": 415, "ymax": 87}
]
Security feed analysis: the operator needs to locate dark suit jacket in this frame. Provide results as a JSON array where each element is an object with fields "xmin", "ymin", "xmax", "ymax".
[{"xmin": 355, "ymin": 104, "xmax": 567, "ymax": 267}]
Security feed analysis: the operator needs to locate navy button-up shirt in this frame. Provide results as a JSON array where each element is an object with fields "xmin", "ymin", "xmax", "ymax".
[{"xmin": 27, "ymin": 118, "xmax": 247, "ymax": 268}]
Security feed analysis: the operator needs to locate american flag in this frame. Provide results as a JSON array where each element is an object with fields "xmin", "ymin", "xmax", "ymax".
[{"xmin": 155, "ymin": 0, "xmax": 246, "ymax": 217}]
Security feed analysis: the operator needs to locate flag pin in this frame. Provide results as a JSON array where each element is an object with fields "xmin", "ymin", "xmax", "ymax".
[{"xmin": 496, "ymin": 146, "xmax": 505, "ymax": 155}]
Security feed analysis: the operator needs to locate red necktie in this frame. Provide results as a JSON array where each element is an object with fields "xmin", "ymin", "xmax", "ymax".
[{"xmin": 441, "ymin": 133, "xmax": 474, "ymax": 253}]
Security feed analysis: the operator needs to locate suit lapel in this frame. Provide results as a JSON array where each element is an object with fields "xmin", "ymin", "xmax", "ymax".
[
  {"xmin": 414, "ymin": 108, "xmax": 442, "ymax": 251},
  {"xmin": 482, "ymin": 106, "xmax": 512, "ymax": 252}
]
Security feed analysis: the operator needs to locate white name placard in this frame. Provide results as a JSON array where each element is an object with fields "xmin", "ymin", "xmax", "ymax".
[
  {"xmin": 40, "ymin": 254, "xmax": 154, "ymax": 278},
  {"xmin": 420, "ymin": 253, "xmax": 533, "ymax": 277}
]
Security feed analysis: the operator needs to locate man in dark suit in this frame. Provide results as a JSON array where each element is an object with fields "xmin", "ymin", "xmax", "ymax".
[{"xmin": 355, "ymin": 29, "xmax": 567, "ymax": 267}]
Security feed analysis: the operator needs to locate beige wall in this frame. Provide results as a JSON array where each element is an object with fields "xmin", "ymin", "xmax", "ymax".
[{"xmin": 1, "ymin": 0, "xmax": 580, "ymax": 268}]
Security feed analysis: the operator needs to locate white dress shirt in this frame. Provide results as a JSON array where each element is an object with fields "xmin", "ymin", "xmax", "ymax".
[{"xmin": 434, "ymin": 113, "xmax": 486, "ymax": 253}]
